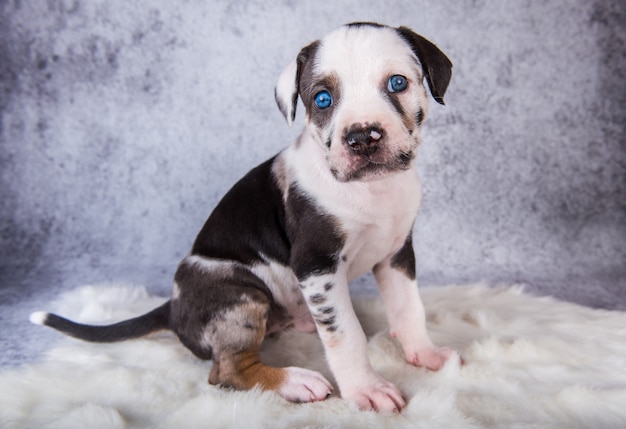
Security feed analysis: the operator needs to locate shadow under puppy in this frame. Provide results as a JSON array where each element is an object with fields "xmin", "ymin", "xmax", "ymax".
[{"xmin": 31, "ymin": 22, "xmax": 455, "ymax": 413}]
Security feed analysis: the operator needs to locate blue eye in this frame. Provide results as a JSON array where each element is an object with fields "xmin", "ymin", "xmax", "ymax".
[
  {"xmin": 388, "ymin": 75, "xmax": 408, "ymax": 93},
  {"xmin": 314, "ymin": 91, "xmax": 333, "ymax": 109}
]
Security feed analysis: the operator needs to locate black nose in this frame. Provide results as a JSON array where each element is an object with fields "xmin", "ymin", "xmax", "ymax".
[{"xmin": 345, "ymin": 126, "xmax": 383, "ymax": 156}]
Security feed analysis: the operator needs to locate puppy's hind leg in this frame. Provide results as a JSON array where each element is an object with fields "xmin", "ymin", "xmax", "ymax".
[{"xmin": 207, "ymin": 298, "xmax": 333, "ymax": 403}]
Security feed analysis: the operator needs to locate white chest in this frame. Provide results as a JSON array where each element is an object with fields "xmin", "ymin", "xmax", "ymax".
[{"xmin": 340, "ymin": 177, "xmax": 421, "ymax": 280}]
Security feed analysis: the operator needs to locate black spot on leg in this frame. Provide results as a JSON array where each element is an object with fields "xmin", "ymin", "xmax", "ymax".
[
  {"xmin": 324, "ymin": 282, "xmax": 334, "ymax": 292},
  {"xmin": 319, "ymin": 306, "xmax": 334, "ymax": 315},
  {"xmin": 314, "ymin": 315, "xmax": 336, "ymax": 327},
  {"xmin": 390, "ymin": 233, "xmax": 417, "ymax": 280},
  {"xmin": 309, "ymin": 293, "xmax": 327, "ymax": 305},
  {"xmin": 313, "ymin": 307, "xmax": 339, "ymax": 332}
]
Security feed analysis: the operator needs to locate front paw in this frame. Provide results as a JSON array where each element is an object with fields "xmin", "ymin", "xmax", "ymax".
[
  {"xmin": 405, "ymin": 346, "xmax": 455, "ymax": 370},
  {"xmin": 341, "ymin": 376, "xmax": 406, "ymax": 413},
  {"xmin": 278, "ymin": 367, "xmax": 333, "ymax": 403}
]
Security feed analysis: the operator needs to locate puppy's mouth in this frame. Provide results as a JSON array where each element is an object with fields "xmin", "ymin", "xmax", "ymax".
[{"xmin": 331, "ymin": 150, "xmax": 414, "ymax": 182}]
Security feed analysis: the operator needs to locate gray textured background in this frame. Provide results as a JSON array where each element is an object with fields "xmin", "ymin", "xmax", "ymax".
[{"xmin": 1, "ymin": 1, "xmax": 625, "ymax": 366}]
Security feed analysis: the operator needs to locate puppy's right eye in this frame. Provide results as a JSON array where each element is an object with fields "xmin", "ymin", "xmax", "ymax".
[
  {"xmin": 388, "ymin": 75, "xmax": 408, "ymax": 93},
  {"xmin": 314, "ymin": 91, "xmax": 333, "ymax": 109}
]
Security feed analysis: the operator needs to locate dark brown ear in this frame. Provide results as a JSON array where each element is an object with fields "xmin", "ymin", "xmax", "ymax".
[{"xmin": 396, "ymin": 27, "xmax": 453, "ymax": 105}]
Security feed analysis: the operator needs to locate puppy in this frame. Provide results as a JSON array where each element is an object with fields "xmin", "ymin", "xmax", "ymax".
[{"xmin": 31, "ymin": 22, "xmax": 454, "ymax": 413}]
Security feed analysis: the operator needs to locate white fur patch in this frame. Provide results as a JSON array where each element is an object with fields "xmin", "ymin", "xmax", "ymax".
[
  {"xmin": 250, "ymin": 256, "xmax": 301, "ymax": 310},
  {"xmin": 184, "ymin": 254, "xmax": 236, "ymax": 276},
  {"xmin": 171, "ymin": 282, "xmax": 181, "ymax": 300},
  {"xmin": 275, "ymin": 58, "xmax": 299, "ymax": 127},
  {"xmin": 277, "ymin": 366, "xmax": 333, "ymax": 402},
  {"xmin": 29, "ymin": 311, "xmax": 48, "ymax": 326},
  {"xmin": 7, "ymin": 283, "xmax": 626, "ymax": 427}
]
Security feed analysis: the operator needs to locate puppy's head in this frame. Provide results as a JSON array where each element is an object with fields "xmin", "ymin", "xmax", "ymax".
[{"xmin": 275, "ymin": 23, "xmax": 452, "ymax": 182}]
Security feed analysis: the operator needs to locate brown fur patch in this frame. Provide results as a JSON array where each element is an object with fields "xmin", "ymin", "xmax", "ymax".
[
  {"xmin": 206, "ymin": 301, "xmax": 287, "ymax": 392},
  {"xmin": 210, "ymin": 349, "xmax": 287, "ymax": 392}
]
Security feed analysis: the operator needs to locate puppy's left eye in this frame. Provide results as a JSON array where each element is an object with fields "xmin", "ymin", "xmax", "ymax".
[
  {"xmin": 387, "ymin": 75, "xmax": 408, "ymax": 93},
  {"xmin": 314, "ymin": 90, "xmax": 333, "ymax": 109}
]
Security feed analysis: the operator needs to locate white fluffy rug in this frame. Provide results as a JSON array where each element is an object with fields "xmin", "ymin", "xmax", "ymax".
[{"xmin": 1, "ymin": 284, "xmax": 626, "ymax": 429}]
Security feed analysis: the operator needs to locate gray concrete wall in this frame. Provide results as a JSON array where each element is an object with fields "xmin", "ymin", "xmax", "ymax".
[{"xmin": 1, "ymin": 1, "xmax": 624, "ymax": 300}]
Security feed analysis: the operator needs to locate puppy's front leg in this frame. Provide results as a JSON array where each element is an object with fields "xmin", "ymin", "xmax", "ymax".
[
  {"xmin": 300, "ymin": 272, "xmax": 405, "ymax": 413},
  {"xmin": 373, "ymin": 235, "xmax": 454, "ymax": 370}
]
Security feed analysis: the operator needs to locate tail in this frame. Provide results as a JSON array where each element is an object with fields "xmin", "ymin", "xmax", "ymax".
[{"xmin": 29, "ymin": 301, "xmax": 171, "ymax": 343}]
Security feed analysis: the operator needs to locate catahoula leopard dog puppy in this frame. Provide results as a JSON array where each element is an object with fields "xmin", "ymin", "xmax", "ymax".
[{"xmin": 31, "ymin": 22, "xmax": 455, "ymax": 412}]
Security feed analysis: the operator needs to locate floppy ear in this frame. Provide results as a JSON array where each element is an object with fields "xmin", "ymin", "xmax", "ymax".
[
  {"xmin": 274, "ymin": 41, "xmax": 319, "ymax": 127},
  {"xmin": 396, "ymin": 27, "xmax": 453, "ymax": 105},
  {"xmin": 274, "ymin": 57, "xmax": 299, "ymax": 127}
]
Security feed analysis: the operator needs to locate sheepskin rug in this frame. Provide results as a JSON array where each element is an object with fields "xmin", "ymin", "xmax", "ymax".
[{"xmin": 1, "ymin": 283, "xmax": 625, "ymax": 429}]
